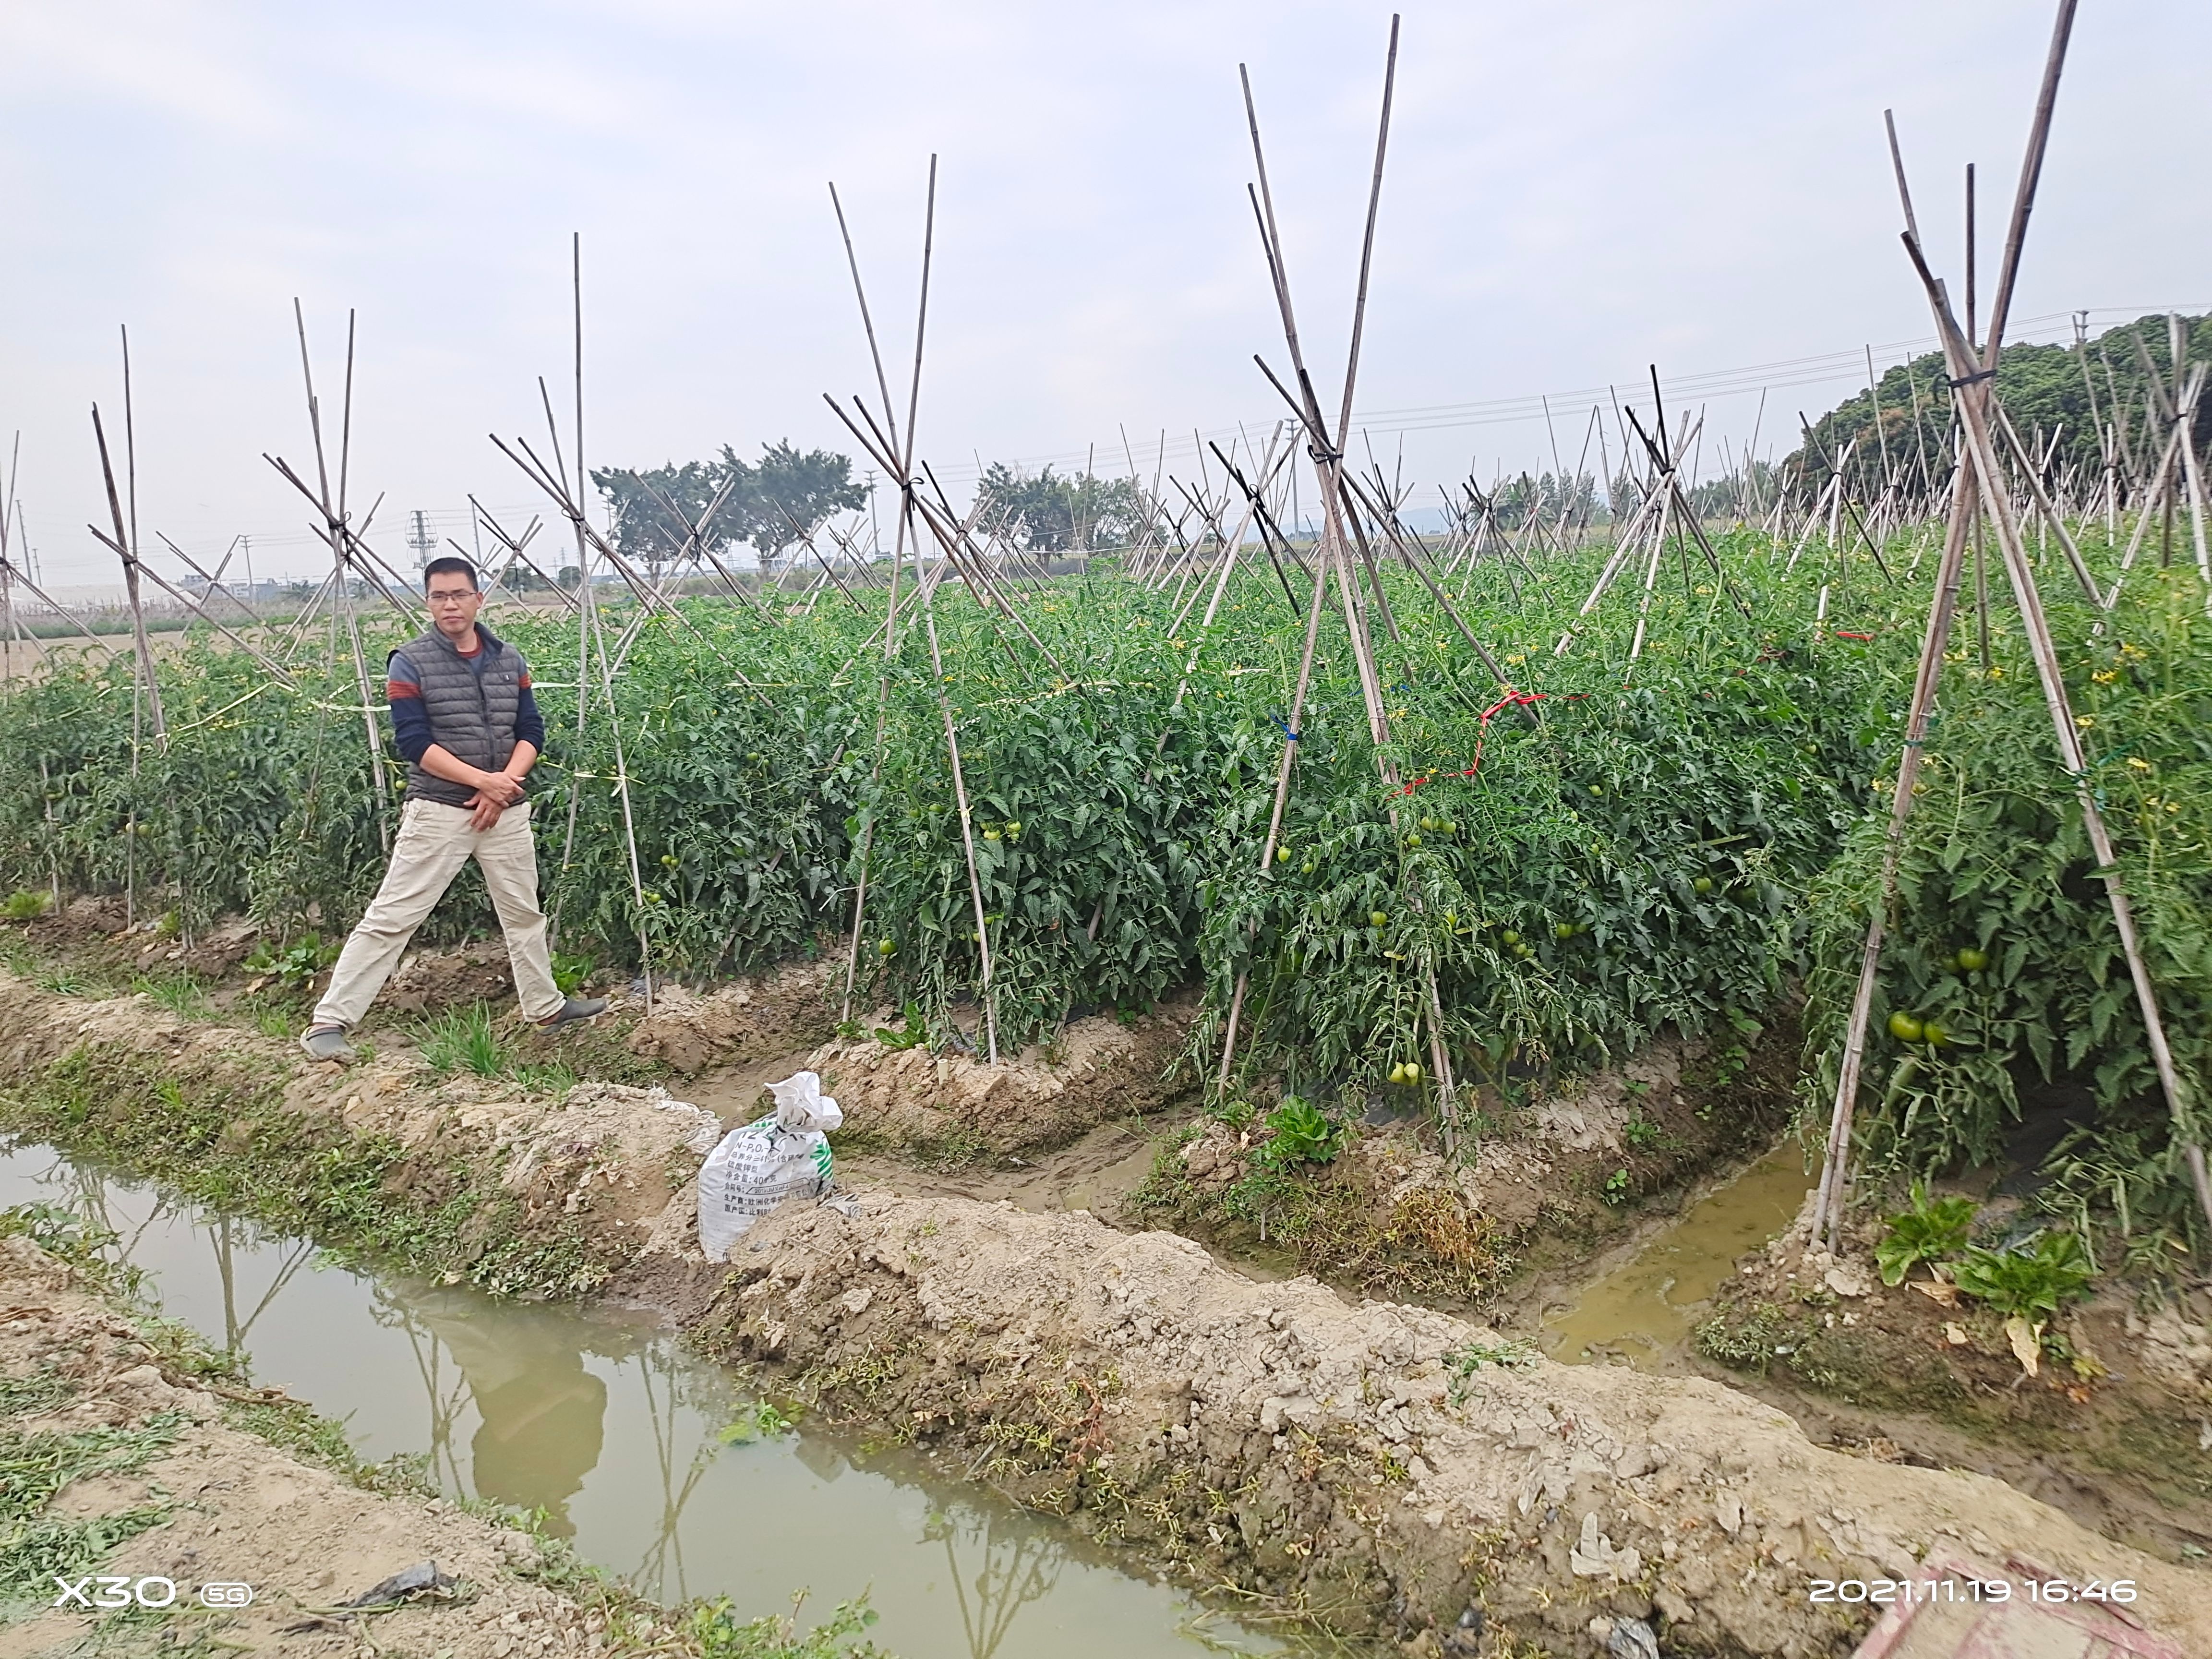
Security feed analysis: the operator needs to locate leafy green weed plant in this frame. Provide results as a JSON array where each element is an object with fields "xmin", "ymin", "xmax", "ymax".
[
  {"xmin": 1951, "ymin": 1230, "xmax": 2095, "ymax": 1323},
  {"xmin": 1875, "ymin": 1183, "xmax": 1977, "ymax": 1286}
]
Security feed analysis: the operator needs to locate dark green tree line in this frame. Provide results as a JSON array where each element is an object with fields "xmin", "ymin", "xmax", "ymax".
[
  {"xmin": 1792, "ymin": 313, "xmax": 2211, "ymax": 499},
  {"xmin": 591, "ymin": 441, "xmax": 869, "ymax": 573}
]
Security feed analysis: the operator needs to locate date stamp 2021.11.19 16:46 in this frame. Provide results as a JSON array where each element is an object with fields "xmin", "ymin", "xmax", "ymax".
[{"xmin": 1821, "ymin": 1555, "xmax": 2185, "ymax": 1659}]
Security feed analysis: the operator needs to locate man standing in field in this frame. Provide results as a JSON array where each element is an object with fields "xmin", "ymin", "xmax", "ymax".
[{"xmin": 300, "ymin": 555, "xmax": 605, "ymax": 1061}]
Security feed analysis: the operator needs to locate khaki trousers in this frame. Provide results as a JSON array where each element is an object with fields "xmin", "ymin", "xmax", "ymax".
[{"xmin": 312, "ymin": 798, "xmax": 563, "ymax": 1029}]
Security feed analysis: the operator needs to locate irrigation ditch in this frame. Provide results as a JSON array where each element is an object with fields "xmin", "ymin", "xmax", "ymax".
[
  {"xmin": 3, "ymin": 11, "xmax": 2212, "ymax": 1653},
  {"xmin": 0, "ymin": 1214, "xmax": 658, "ymax": 1659},
  {"xmin": 1, "ymin": 919, "xmax": 2210, "ymax": 1659}
]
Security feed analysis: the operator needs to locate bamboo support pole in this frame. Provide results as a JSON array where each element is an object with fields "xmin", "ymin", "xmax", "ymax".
[
  {"xmin": 1906, "ymin": 256, "xmax": 2212, "ymax": 1235},
  {"xmin": 1815, "ymin": 7, "xmax": 2077, "ymax": 1245},
  {"xmin": 1992, "ymin": 400, "xmax": 2102, "ymax": 603},
  {"xmin": 110, "ymin": 542, "xmax": 296, "ymax": 686},
  {"xmin": 90, "ymin": 409, "xmax": 166, "ymax": 747},
  {"xmin": 92, "ymin": 400, "xmax": 167, "ymax": 933},
  {"xmin": 1809, "ymin": 461, "xmax": 1978, "ymax": 1247},
  {"xmin": 279, "ymin": 303, "xmax": 393, "ymax": 854},
  {"xmin": 921, "ymin": 604, "xmax": 998, "ymax": 1064},
  {"xmin": 1220, "ymin": 19, "xmax": 1470, "ymax": 1146},
  {"xmin": 1625, "ymin": 484, "xmax": 1674, "ymax": 668},
  {"xmin": 2176, "ymin": 373, "xmax": 2212, "ymax": 604},
  {"xmin": 834, "ymin": 162, "xmax": 938, "ymax": 1025},
  {"xmin": 1214, "ymin": 511, "xmax": 1333, "ymax": 1084}
]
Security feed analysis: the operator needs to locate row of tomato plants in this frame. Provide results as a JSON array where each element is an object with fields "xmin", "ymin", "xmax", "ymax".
[
  {"xmin": 0, "ymin": 535, "xmax": 1901, "ymax": 1069},
  {"xmin": 5, "ymin": 521, "xmax": 2210, "ymax": 1248},
  {"xmin": 1800, "ymin": 551, "xmax": 2212, "ymax": 1257}
]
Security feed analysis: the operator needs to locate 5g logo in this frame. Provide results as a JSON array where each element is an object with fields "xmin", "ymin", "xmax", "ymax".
[{"xmin": 50, "ymin": 1578, "xmax": 254, "ymax": 1610}]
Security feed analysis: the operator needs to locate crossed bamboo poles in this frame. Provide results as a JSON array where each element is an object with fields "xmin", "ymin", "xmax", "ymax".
[
  {"xmin": 1207, "ymin": 15, "xmax": 1489, "ymax": 1148},
  {"xmin": 1810, "ymin": 0, "xmax": 2212, "ymax": 1247},
  {"xmin": 23, "ymin": 7, "xmax": 2211, "ymax": 1213}
]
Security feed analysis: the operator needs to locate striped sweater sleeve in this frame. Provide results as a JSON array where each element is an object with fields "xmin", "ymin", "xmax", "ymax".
[{"xmin": 513, "ymin": 650, "xmax": 546, "ymax": 751}]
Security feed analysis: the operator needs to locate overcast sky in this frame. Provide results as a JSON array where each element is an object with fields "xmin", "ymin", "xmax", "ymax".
[{"xmin": 2, "ymin": 0, "xmax": 2205, "ymax": 588}]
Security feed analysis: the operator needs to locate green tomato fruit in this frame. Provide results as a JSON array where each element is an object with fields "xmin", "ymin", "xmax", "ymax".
[
  {"xmin": 1500, "ymin": 929, "xmax": 1521, "ymax": 946},
  {"xmin": 1370, "ymin": 910, "xmax": 1388, "ymax": 928},
  {"xmin": 1407, "ymin": 833, "xmax": 1422, "ymax": 848},
  {"xmin": 1300, "ymin": 860, "xmax": 1316, "ymax": 875},
  {"xmin": 1588, "ymin": 784, "xmax": 1603, "ymax": 796},
  {"xmin": 1693, "ymin": 876, "xmax": 1714, "ymax": 895},
  {"xmin": 1920, "ymin": 1020, "xmax": 1950, "ymax": 1046},
  {"xmin": 1954, "ymin": 947, "xmax": 1989, "ymax": 973},
  {"xmin": 1513, "ymin": 941, "xmax": 1534, "ymax": 960},
  {"xmin": 878, "ymin": 939, "xmax": 897, "ymax": 957},
  {"xmin": 1388, "ymin": 1062, "xmax": 1408, "ymax": 1084},
  {"xmin": 1887, "ymin": 1011, "xmax": 1924, "ymax": 1043},
  {"xmin": 1555, "ymin": 922, "xmax": 1575, "ymax": 939},
  {"xmin": 1277, "ymin": 846, "xmax": 1291, "ymax": 863},
  {"xmin": 1420, "ymin": 816, "xmax": 1437, "ymax": 832},
  {"xmin": 1403, "ymin": 1061, "xmax": 1422, "ymax": 1083}
]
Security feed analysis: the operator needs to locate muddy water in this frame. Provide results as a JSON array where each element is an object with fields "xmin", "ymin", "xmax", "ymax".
[
  {"xmin": 0, "ymin": 1141, "xmax": 1292, "ymax": 1659},
  {"xmin": 1541, "ymin": 1140, "xmax": 1813, "ymax": 1368}
]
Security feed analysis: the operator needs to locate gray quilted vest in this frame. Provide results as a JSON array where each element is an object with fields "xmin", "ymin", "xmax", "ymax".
[{"xmin": 394, "ymin": 625, "xmax": 526, "ymax": 807}]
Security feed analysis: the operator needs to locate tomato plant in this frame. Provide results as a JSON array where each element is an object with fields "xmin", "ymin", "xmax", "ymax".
[{"xmin": 1802, "ymin": 544, "xmax": 2212, "ymax": 1248}]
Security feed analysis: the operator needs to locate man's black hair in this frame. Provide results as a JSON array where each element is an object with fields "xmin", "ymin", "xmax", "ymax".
[{"xmin": 423, "ymin": 555, "xmax": 479, "ymax": 591}]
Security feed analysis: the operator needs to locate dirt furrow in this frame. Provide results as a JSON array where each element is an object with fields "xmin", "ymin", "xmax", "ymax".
[{"xmin": 0, "ymin": 968, "xmax": 2205, "ymax": 1657}]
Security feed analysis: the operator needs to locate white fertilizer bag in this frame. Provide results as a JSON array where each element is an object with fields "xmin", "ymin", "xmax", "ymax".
[{"xmin": 697, "ymin": 1070, "xmax": 842, "ymax": 1262}]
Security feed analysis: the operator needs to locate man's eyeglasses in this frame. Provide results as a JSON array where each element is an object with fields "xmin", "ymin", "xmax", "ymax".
[{"xmin": 426, "ymin": 589, "xmax": 478, "ymax": 607}]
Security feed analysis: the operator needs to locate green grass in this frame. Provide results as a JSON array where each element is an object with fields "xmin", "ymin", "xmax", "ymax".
[
  {"xmin": 0, "ymin": 1046, "xmax": 617, "ymax": 1299},
  {"xmin": 131, "ymin": 968, "xmax": 210, "ymax": 1019},
  {"xmin": 0, "ymin": 1329, "xmax": 184, "ymax": 1619},
  {"xmin": 251, "ymin": 1003, "xmax": 298, "ymax": 1040},
  {"xmin": 513, "ymin": 1060, "xmax": 580, "ymax": 1099},
  {"xmin": 416, "ymin": 1002, "xmax": 512, "ymax": 1077},
  {"xmin": 691, "ymin": 1591, "xmax": 890, "ymax": 1659},
  {"xmin": 0, "ymin": 889, "xmax": 49, "ymax": 921}
]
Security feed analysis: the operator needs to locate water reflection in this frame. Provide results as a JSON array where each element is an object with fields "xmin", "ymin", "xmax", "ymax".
[
  {"xmin": 0, "ymin": 1141, "xmax": 1275, "ymax": 1659},
  {"xmin": 398, "ymin": 1289, "xmax": 609, "ymax": 1537},
  {"xmin": 928, "ymin": 1507, "xmax": 1063, "ymax": 1659}
]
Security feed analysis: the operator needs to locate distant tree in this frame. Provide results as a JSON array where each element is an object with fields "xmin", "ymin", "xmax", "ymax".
[
  {"xmin": 974, "ymin": 464, "xmax": 1146, "ymax": 552},
  {"xmin": 1491, "ymin": 470, "xmax": 1600, "ymax": 531},
  {"xmin": 722, "ymin": 440, "xmax": 870, "ymax": 565},
  {"xmin": 1684, "ymin": 459, "xmax": 1780, "ymax": 521},
  {"xmin": 592, "ymin": 443, "xmax": 867, "ymax": 575},
  {"xmin": 590, "ymin": 460, "xmax": 725, "ymax": 576}
]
